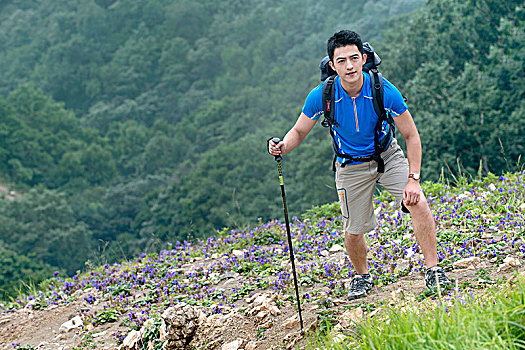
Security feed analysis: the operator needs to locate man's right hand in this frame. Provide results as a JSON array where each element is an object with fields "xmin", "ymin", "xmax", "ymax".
[{"xmin": 268, "ymin": 138, "xmax": 284, "ymax": 157}]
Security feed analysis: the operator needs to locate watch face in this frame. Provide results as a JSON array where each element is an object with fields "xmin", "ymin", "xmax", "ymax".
[{"xmin": 410, "ymin": 173, "xmax": 420, "ymax": 180}]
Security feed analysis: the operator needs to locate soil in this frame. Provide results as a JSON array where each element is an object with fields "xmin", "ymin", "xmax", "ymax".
[{"xmin": 1, "ymin": 253, "xmax": 522, "ymax": 350}]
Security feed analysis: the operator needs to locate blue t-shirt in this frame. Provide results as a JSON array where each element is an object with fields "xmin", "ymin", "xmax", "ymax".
[{"xmin": 302, "ymin": 72, "xmax": 408, "ymax": 164}]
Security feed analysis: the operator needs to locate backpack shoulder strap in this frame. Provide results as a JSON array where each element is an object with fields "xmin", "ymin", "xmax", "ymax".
[
  {"xmin": 369, "ymin": 69, "xmax": 387, "ymax": 122},
  {"xmin": 321, "ymin": 75, "xmax": 339, "ymax": 127}
]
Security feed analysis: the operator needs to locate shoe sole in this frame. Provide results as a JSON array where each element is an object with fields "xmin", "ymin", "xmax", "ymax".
[
  {"xmin": 426, "ymin": 282, "xmax": 453, "ymax": 289},
  {"xmin": 347, "ymin": 289, "xmax": 373, "ymax": 301}
]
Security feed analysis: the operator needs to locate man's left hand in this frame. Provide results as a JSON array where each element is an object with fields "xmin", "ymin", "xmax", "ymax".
[{"xmin": 403, "ymin": 180, "xmax": 421, "ymax": 206}]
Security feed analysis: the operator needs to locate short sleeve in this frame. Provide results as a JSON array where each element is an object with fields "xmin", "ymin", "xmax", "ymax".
[
  {"xmin": 382, "ymin": 78, "xmax": 408, "ymax": 118},
  {"xmin": 301, "ymin": 83, "xmax": 324, "ymax": 120}
]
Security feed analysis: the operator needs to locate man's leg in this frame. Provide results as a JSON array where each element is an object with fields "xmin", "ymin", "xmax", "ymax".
[
  {"xmin": 406, "ymin": 193, "xmax": 438, "ymax": 268},
  {"xmin": 335, "ymin": 161, "xmax": 377, "ymax": 300},
  {"xmin": 378, "ymin": 139, "xmax": 451, "ymax": 288},
  {"xmin": 344, "ymin": 232, "xmax": 369, "ymax": 274},
  {"xmin": 345, "ymin": 231, "xmax": 374, "ymax": 300},
  {"xmin": 335, "ymin": 161, "xmax": 377, "ymax": 272},
  {"xmin": 378, "ymin": 140, "xmax": 439, "ymax": 269}
]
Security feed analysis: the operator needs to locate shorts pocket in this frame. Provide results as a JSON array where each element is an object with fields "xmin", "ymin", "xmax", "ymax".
[{"xmin": 337, "ymin": 188, "xmax": 349, "ymax": 219}]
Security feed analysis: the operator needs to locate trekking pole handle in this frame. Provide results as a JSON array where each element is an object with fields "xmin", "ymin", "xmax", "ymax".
[{"xmin": 271, "ymin": 137, "xmax": 282, "ymax": 161}]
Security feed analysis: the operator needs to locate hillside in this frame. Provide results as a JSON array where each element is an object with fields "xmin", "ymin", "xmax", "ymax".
[
  {"xmin": 0, "ymin": 0, "xmax": 438, "ymax": 294},
  {"xmin": 1, "ymin": 172, "xmax": 524, "ymax": 349},
  {"xmin": 1, "ymin": 1, "xmax": 524, "ymax": 299}
]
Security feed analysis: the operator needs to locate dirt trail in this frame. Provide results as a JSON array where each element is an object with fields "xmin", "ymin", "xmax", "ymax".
[{"xmin": 1, "ymin": 257, "xmax": 520, "ymax": 350}]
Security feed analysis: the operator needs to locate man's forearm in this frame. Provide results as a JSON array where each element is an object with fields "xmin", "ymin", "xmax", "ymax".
[
  {"xmin": 281, "ymin": 128, "xmax": 307, "ymax": 155},
  {"xmin": 405, "ymin": 134, "xmax": 422, "ymax": 174}
]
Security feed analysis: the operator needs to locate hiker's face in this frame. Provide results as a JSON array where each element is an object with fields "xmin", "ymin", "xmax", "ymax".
[{"xmin": 330, "ymin": 45, "xmax": 367, "ymax": 85}]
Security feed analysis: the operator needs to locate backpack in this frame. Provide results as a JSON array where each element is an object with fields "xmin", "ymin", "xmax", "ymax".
[{"xmin": 318, "ymin": 42, "xmax": 396, "ymax": 173}]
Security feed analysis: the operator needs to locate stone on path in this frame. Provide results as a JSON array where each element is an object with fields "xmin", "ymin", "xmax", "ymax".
[
  {"xmin": 329, "ymin": 244, "xmax": 344, "ymax": 253},
  {"xmin": 59, "ymin": 315, "xmax": 83, "ymax": 333},
  {"xmin": 453, "ymin": 256, "xmax": 481, "ymax": 269},
  {"xmin": 120, "ymin": 330, "xmax": 141, "ymax": 350}
]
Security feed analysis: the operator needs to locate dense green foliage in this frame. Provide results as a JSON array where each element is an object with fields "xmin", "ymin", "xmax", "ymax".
[
  {"xmin": 0, "ymin": 0, "xmax": 523, "ymax": 297},
  {"xmin": 379, "ymin": 0, "xmax": 525, "ymax": 180}
]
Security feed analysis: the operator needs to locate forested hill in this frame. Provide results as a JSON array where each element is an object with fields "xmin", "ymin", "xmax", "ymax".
[{"xmin": 0, "ymin": 0, "xmax": 523, "ymax": 298}]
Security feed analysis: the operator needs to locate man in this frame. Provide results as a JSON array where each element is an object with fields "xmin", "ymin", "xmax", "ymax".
[{"xmin": 268, "ymin": 30, "xmax": 451, "ymax": 300}]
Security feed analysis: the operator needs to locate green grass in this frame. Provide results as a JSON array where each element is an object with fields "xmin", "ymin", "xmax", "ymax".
[{"xmin": 305, "ymin": 275, "xmax": 525, "ymax": 349}]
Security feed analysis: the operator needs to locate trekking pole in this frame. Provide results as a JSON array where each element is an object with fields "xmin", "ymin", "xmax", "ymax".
[{"xmin": 271, "ymin": 137, "xmax": 304, "ymax": 332}]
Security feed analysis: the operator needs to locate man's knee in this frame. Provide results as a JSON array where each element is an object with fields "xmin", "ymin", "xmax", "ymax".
[
  {"xmin": 406, "ymin": 192, "xmax": 431, "ymax": 216},
  {"xmin": 344, "ymin": 231, "xmax": 368, "ymax": 249},
  {"xmin": 345, "ymin": 231, "xmax": 365, "ymax": 240}
]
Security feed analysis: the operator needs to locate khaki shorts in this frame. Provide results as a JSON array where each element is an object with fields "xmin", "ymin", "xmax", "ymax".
[{"xmin": 335, "ymin": 138, "xmax": 409, "ymax": 234}]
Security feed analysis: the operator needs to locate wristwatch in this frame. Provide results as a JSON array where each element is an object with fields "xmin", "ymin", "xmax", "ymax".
[{"xmin": 409, "ymin": 173, "xmax": 420, "ymax": 181}]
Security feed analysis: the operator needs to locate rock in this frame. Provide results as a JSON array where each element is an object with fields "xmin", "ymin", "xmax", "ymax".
[
  {"xmin": 405, "ymin": 248, "xmax": 416, "ymax": 259},
  {"xmin": 260, "ymin": 319, "xmax": 274, "ymax": 329},
  {"xmin": 222, "ymin": 271, "xmax": 239, "ymax": 279},
  {"xmin": 329, "ymin": 244, "xmax": 344, "ymax": 253},
  {"xmin": 159, "ymin": 322, "xmax": 168, "ymax": 341},
  {"xmin": 457, "ymin": 191, "xmax": 472, "ymax": 200},
  {"xmin": 207, "ymin": 314, "xmax": 224, "ymax": 328},
  {"xmin": 253, "ymin": 294, "xmax": 271, "ymax": 305},
  {"xmin": 453, "ymin": 256, "xmax": 481, "ymax": 269},
  {"xmin": 221, "ymin": 340, "xmax": 241, "ymax": 350},
  {"xmin": 59, "ymin": 315, "xmax": 83, "ymax": 333},
  {"xmin": 503, "ymin": 256, "xmax": 521, "ymax": 266},
  {"xmin": 256, "ymin": 311, "xmax": 268, "ymax": 321},
  {"xmin": 497, "ymin": 257, "xmax": 521, "ymax": 273},
  {"xmin": 246, "ymin": 293, "xmax": 260, "ymax": 303},
  {"xmin": 245, "ymin": 341, "xmax": 257, "ymax": 350},
  {"xmin": 390, "ymin": 288, "xmax": 405, "ymax": 302},
  {"xmin": 320, "ymin": 250, "xmax": 329, "ymax": 257},
  {"xmin": 121, "ymin": 330, "xmax": 141, "ymax": 349},
  {"xmin": 269, "ymin": 305, "xmax": 281, "ymax": 316},
  {"xmin": 93, "ymin": 330, "xmax": 107, "ymax": 338},
  {"xmin": 488, "ymin": 184, "xmax": 497, "ymax": 191},
  {"xmin": 369, "ymin": 308, "xmax": 382, "ymax": 318},
  {"xmin": 341, "ymin": 306, "xmax": 364, "ymax": 324},
  {"xmin": 498, "ymin": 263, "xmax": 510, "ymax": 272},
  {"xmin": 232, "ymin": 250, "xmax": 244, "ymax": 258},
  {"xmin": 0, "ymin": 317, "xmax": 10, "ymax": 326},
  {"xmin": 508, "ymin": 271, "xmax": 525, "ymax": 284},
  {"xmin": 55, "ymin": 333, "xmax": 68, "ymax": 341},
  {"xmin": 283, "ymin": 315, "xmax": 300, "ymax": 330},
  {"xmin": 25, "ymin": 299, "xmax": 37, "ymax": 309},
  {"xmin": 161, "ymin": 303, "xmax": 200, "ymax": 349},
  {"xmin": 246, "ymin": 293, "xmax": 279, "ymax": 321}
]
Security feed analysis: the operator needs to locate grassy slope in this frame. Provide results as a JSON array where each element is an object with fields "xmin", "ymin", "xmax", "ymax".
[{"xmin": 2, "ymin": 171, "xmax": 525, "ymax": 349}]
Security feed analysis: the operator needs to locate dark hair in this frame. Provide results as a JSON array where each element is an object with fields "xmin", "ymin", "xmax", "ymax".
[{"xmin": 327, "ymin": 30, "xmax": 364, "ymax": 62}]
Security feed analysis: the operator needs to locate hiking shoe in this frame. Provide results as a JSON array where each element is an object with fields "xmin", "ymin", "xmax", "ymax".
[
  {"xmin": 425, "ymin": 266, "xmax": 453, "ymax": 289},
  {"xmin": 347, "ymin": 274, "xmax": 374, "ymax": 300}
]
